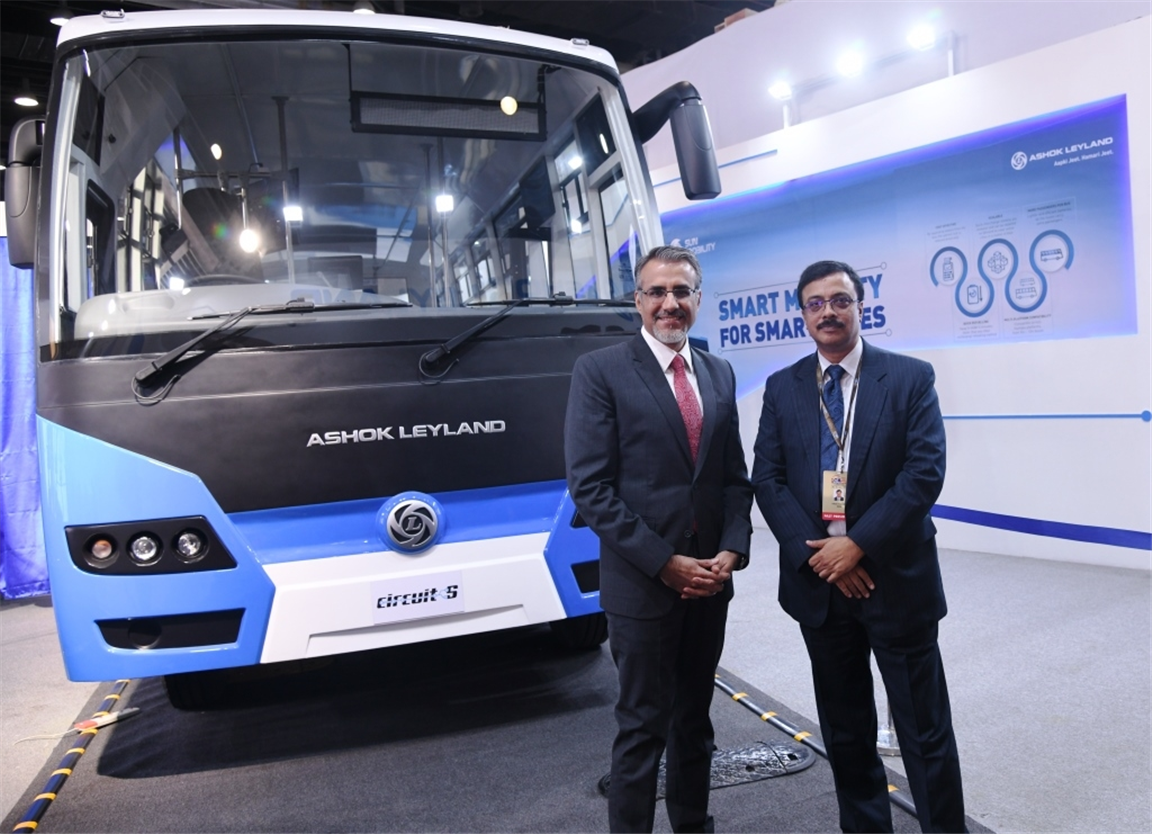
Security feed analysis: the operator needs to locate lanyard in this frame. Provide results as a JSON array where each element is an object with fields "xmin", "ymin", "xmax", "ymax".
[{"xmin": 816, "ymin": 358, "xmax": 860, "ymax": 473}]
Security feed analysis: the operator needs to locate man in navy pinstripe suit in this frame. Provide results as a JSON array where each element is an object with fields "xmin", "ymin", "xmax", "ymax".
[
  {"xmin": 566, "ymin": 246, "xmax": 753, "ymax": 833},
  {"xmin": 752, "ymin": 260, "xmax": 966, "ymax": 833}
]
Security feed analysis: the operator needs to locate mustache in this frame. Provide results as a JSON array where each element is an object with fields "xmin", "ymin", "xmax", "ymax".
[
  {"xmin": 817, "ymin": 319, "xmax": 845, "ymax": 330},
  {"xmin": 656, "ymin": 311, "xmax": 686, "ymax": 320}
]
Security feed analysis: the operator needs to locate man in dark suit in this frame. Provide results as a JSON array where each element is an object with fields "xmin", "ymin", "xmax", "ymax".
[
  {"xmin": 565, "ymin": 245, "xmax": 753, "ymax": 833},
  {"xmin": 752, "ymin": 260, "xmax": 966, "ymax": 833}
]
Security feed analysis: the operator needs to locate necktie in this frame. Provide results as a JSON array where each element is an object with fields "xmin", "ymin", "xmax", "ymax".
[
  {"xmin": 820, "ymin": 364, "xmax": 845, "ymax": 472},
  {"xmin": 671, "ymin": 355, "xmax": 702, "ymax": 462}
]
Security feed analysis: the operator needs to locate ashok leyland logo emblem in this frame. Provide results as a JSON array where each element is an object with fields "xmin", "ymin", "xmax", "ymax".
[
  {"xmin": 377, "ymin": 492, "xmax": 443, "ymax": 553},
  {"xmin": 1011, "ymin": 152, "xmax": 1028, "ymax": 170}
]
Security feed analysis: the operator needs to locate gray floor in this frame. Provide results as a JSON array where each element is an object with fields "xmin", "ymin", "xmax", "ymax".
[{"xmin": 2, "ymin": 534, "xmax": 1150, "ymax": 832}]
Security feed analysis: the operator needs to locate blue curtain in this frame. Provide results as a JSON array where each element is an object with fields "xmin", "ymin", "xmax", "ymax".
[{"xmin": 0, "ymin": 236, "xmax": 48, "ymax": 598}]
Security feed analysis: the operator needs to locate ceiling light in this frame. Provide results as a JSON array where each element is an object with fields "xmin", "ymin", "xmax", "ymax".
[
  {"xmin": 836, "ymin": 50, "xmax": 865, "ymax": 77},
  {"xmin": 768, "ymin": 81, "xmax": 793, "ymax": 101},
  {"xmin": 435, "ymin": 193, "xmax": 454, "ymax": 214},
  {"xmin": 15, "ymin": 95, "xmax": 40, "ymax": 107},
  {"xmin": 907, "ymin": 24, "xmax": 936, "ymax": 51},
  {"xmin": 50, "ymin": 8, "xmax": 74, "ymax": 27},
  {"xmin": 352, "ymin": 0, "xmax": 376, "ymax": 13},
  {"xmin": 282, "ymin": 204, "xmax": 304, "ymax": 223},
  {"xmin": 500, "ymin": 96, "xmax": 518, "ymax": 116},
  {"xmin": 210, "ymin": 143, "xmax": 223, "ymax": 160}
]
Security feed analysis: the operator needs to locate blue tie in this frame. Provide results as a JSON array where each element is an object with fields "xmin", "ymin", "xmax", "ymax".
[{"xmin": 821, "ymin": 365, "xmax": 845, "ymax": 472}]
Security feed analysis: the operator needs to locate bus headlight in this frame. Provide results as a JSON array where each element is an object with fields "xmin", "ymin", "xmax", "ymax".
[
  {"xmin": 66, "ymin": 517, "xmax": 237, "ymax": 575},
  {"xmin": 128, "ymin": 534, "xmax": 162, "ymax": 565},
  {"xmin": 174, "ymin": 530, "xmax": 206, "ymax": 563},
  {"xmin": 85, "ymin": 536, "xmax": 118, "ymax": 569}
]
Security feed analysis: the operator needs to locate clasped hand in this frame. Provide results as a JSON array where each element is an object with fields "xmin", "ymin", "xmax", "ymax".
[
  {"xmin": 659, "ymin": 551, "xmax": 739, "ymax": 599},
  {"xmin": 806, "ymin": 536, "xmax": 875, "ymax": 599}
]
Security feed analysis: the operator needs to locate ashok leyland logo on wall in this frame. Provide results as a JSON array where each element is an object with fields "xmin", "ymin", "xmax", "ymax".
[
  {"xmin": 1011, "ymin": 152, "xmax": 1028, "ymax": 170},
  {"xmin": 377, "ymin": 492, "xmax": 444, "ymax": 553}
]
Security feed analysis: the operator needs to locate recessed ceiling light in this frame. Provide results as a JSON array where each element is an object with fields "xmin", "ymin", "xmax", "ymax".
[
  {"xmin": 908, "ymin": 24, "xmax": 937, "ymax": 51},
  {"xmin": 836, "ymin": 51, "xmax": 864, "ymax": 77}
]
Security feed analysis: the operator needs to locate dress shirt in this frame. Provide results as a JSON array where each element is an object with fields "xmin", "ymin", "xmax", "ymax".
[
  {"xmin": 817, "ymin": 338, "xmax": 864, "ymax": 536},
  {"xmin": 641, "ymin": 327, "xmax": 702, "ymax": 412}
]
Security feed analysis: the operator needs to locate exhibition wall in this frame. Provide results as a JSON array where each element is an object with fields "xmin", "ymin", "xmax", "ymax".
[
  {"xmin": 639, "ymin": 17, "xmax": 1151, "ymax": 570},
  {"xmin": 625, "ymin": 0, "xmax": 1151, "ymax": 169}
]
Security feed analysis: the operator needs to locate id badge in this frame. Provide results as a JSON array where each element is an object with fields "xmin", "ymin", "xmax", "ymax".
[{"xmin": 822, "ymin": 471, "xmax": 847, "ymax": 521}]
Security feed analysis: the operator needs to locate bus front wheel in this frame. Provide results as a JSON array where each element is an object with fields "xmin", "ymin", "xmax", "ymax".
[
  {"xmin": 549, "ymin": 612, "xmax": 608, "ymax": 650},
  {"xmin": 163, "ymin": 670, "xmax": 227, "ymax": 711}
]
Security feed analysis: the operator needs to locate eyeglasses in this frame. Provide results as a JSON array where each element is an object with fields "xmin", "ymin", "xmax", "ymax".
[
  {"xmin": 802, "ymin": 294, "xmax": 858, "ymax": 314},
  {"xmin": 636, "ymin": 286, "xmax": 700, "ymax": 302}
]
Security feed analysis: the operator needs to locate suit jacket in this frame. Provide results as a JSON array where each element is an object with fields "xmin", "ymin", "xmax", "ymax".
[
  {"xmin": 565, "ymin": 334, "xmax": 754, "ymax": 619},
  {"xmin": 752, "ymin": 341, "xmax": 947, "ymax": 638}
]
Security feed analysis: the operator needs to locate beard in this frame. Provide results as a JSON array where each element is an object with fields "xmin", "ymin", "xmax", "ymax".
[{"xmin": 653, "ymin": 315, "xmax": 688, "ymax": 345}]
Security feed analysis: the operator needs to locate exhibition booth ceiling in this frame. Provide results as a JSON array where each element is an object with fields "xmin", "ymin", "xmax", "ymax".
[{"xmin": 0, "ymin": 0, "xmax": 776, "ymax": 181}]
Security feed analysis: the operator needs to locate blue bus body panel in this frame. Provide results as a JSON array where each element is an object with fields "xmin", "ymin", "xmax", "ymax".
[
  {"xmin": 38, "ymin": 419, "xmax": 602, "ymax": 680},
  {"xmin": 37, "ymin": 418, "xmax": 275, "ymax": 681},
  {"xmin": 230, "ymin": 481, "xmax": 566, "ymax": 564},
  {"xmin": 543, "ymin": 491, "xmax": 604, "ymax": 618}
]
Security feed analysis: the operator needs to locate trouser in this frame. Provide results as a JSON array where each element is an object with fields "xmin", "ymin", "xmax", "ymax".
[
  {"xmin": 605, "ymin": 592, "xmax": 727, "ymax": 833},
  {"xmin": 801, "ymin": 593, "xmax": 966, "ymax": 833}
]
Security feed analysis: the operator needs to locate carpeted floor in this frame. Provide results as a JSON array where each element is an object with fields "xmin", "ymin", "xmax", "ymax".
[{"xmin": 2, "ymin": 623, "xmax": 989, "ymax": 833}]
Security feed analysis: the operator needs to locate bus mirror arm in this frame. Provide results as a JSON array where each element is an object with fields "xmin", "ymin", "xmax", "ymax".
[
  {"xmin": 6, "ymin": 118, "xmax": 45, "ymax": 269},
  {"xmin": 631, "ymin": 82, "xmax": 721, "ymax": 201}
]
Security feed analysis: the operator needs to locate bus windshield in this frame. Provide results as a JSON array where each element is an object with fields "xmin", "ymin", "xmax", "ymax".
[{"xmin": 46, "ymin": 34, "xmax": 648, "ymax": 358}]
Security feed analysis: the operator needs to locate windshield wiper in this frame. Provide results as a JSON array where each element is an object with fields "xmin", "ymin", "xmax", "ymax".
[
  {"xmin": 135, "ymin": 297, "xmax": 413, "ymax": 388},
  {"xmin": 189, "ymin": 299, "xmax": 411, "ymax": 321},
  {"xmin": 133, "ymin": 297, "xmax": 320, "ymax": 393},
  {"xmin": 419, "ymin": 299, "xmax": 528, "ymax": 380},
  {"xmin": 465, "ymin": 294, "xmax": 634, "ymax": 308}
]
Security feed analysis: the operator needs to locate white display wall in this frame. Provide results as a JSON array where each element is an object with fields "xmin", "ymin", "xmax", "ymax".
[{"xmin": 642, "ymin": 18, "xmax": 1151, "ymax": 570}]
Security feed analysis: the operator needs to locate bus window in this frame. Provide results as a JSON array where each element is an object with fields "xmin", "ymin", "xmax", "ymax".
[{"xmin": 598, "ymin": 167, "xmax": 639, "ymax": 299}]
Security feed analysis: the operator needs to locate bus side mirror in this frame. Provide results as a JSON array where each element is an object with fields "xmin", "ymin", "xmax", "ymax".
[
  {"xmin": 6, "ymin": 118, "xmax": 44, "ymax": 269},
  {"xmin": 632, "ymin": 82, "xmax": 721, "ymax": 201}
]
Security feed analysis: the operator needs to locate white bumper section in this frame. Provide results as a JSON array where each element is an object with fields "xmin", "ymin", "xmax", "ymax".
[{"xmin": 259, "ymin": 532, "xmax": 566, "ymax": 663}]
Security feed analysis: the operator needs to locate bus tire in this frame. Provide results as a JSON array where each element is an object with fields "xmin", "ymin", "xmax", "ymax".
[
  {"xmin": 163, "ymin": 670, "xmax": 227, "ymax": 711},
  {"xmin": 549, "ymin": 612, "xmax": 608, "ymax": 650}
]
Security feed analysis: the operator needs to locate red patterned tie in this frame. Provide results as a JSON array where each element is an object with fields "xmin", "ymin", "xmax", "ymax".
[{"xmin": 671, "ymin": 355, "xmax": 703, "ymax": 462}]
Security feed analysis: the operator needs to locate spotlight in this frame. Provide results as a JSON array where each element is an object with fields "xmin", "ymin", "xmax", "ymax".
[
  {"xmin": 239, "ymin": 227, "xmax": 261, "ymax": 253},
  {"xmin": 435, "ymin": 193, "xmax": 454, "ymax": 213},
  {"xmin": 836, "ymin": 50, "xmax": 864, "ymax": 77},
  {"xmin": 500, "ymin": 96, "xmax": 518, "ymax": 116},
  {"xmin": 353, "ymin": 0, "xmax": 376, "ymax": 13},
  {"xmin": 210, "ymin": 143, "xmax": 223, "ymax": 160},
  {"xmin": 282, "ymin": 204, "xmax": 303, "ymax": 223},
  {"xmin": 14, "ymin": 95, "xmax": 39, "ymax": 108},
  {"xmin": 768, "ymin": 81, "xmax": 792, "ymax": 101},
  {"xmin": 50, "ymin": 4, "xmax": 73, "ymax": 26}
]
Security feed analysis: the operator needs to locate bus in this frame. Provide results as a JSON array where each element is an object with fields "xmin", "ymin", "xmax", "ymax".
[{"xmin": 4, "ymin": 8, "xmax": 720, "ymax": 708}]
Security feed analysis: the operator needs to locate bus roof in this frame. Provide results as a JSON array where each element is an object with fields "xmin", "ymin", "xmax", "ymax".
[{"xmin": 56, "ymin": 8, "xmax": 619, "ymax": 73}]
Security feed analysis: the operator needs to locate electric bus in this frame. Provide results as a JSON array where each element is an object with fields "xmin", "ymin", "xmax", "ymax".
[{"xmin": 4, "ymin": 8, "xmax": 720, "ymax": 708}]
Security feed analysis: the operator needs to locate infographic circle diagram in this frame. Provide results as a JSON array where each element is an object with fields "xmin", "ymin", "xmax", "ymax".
[
  {"xmin": 1029, "ymin": 229, "xmax": 1074, "ymax": 275},
  {"xmin": 977, "ymin": 238, "xmax": 1018, "ymax": 283},
  {"xmin": 955, "ymin": 271, "xmax": 995, "ymax": 317},
  {"xmin": 1005, "ymin": 271, "xmax": 1048, "ymax": 312},
  {"xmin": 930, "ymin": 246, "xmax": 967, "ymax": 287}
]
